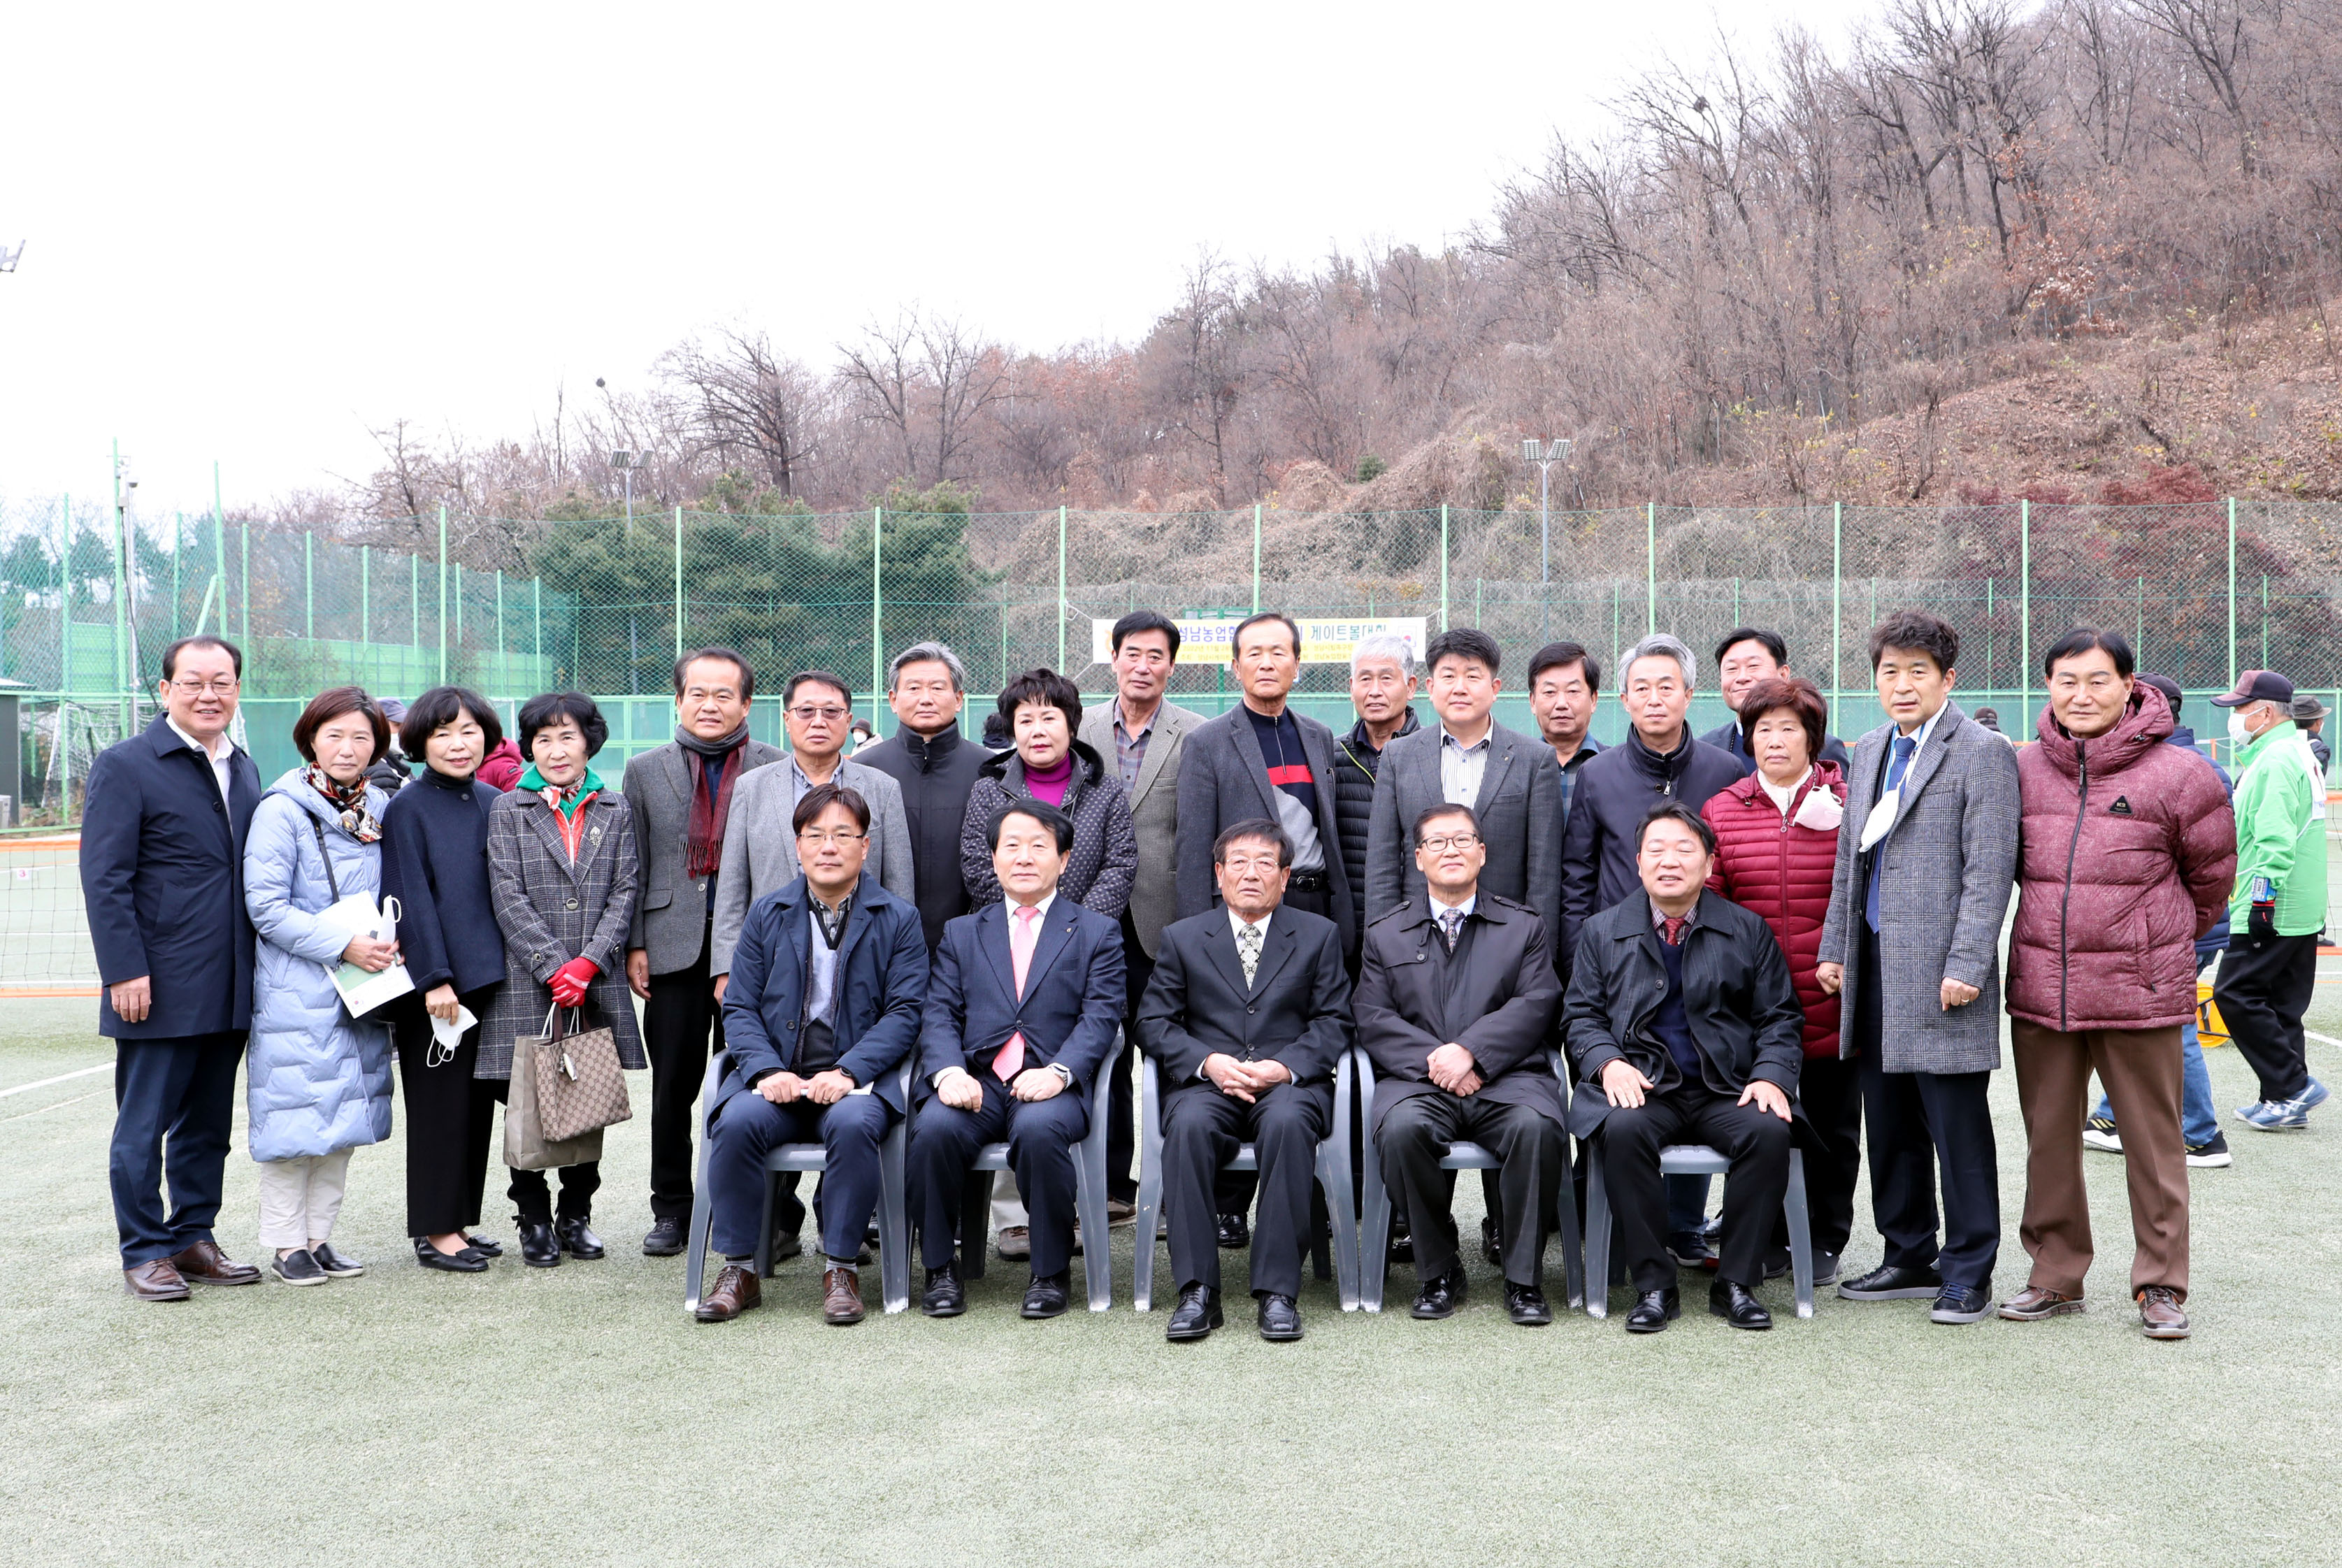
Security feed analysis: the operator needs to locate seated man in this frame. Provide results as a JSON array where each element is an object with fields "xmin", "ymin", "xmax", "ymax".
[
  {"xmin": 696, "ymin": 785, "xmax": 929, "ymax": 1325},
  {"xmin": 1357, "ymin": 803, "xmax": 1565, "ymax": 1326},
  {"xmin": 912, "ymin": 801, "xmax": 1125, "ymax": 1319},
  {"xmin": 1139, "ymin": 819, "xmax": 1351, "ymax": 1343},
  {"xmin": 1563, "ymin": 803, "xmax": 1804, "ymax": 1332}
]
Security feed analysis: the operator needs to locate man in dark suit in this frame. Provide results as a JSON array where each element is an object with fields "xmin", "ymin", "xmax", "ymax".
[
  {"xmin": 912, "ymin": 800, "xmax": 1126, "ymax": 1318},
  {"xmin": 1139, "ymin": 819, "xmax": 1351, "ymax": 1342},
  {"xmin": 695, "ymin": 785, "xmax": 928, "ymax": 1326},
  {"xmin": 80, "ymin": 635, "xmax": 266, "ymax": 1302},
  {"xmin": 1702, "ymin": 627, "xmax": 1852, "ymax": 776},
  {"xmin": 1563, "ymin": 802, "xmax": 1805, "ymax": 1332},
  {"xmin": 623, "ymin": 647, "xmax": 787, "ymax": 1258},
  {"xmin": 1358, "ymin": 803, "xmax": 1566, "ymax": 1326}
]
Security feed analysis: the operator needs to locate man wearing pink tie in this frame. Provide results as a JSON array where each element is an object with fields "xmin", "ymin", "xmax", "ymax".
[{"xmin": 912, "ymin": 801, "xmax": 1126, "ymax": 1318}]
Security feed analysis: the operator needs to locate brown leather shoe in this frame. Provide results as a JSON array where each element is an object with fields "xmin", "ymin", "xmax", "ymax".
[
  {"xmin": 694, "ymin": 1264, "xmax": 761, "ymax": 1323},
  {"xmin": 821, "ymin": 1265, "xmax": 866, "ymax": 1325},
  {"xmin": 123, "ymin": 1259, "xmax": 192, "ymax": 1302},
  {"xmin": 1997, "ymin": 1284, "xmax": 2085, "ymax": 1321},
  {"xmin": 170, "ymin": 1239, "xmax": 261, "ymax": 1286},
  {"xmin": 2138, "ymin": 1285, "xmax": 2192, "ymax": 1339}
]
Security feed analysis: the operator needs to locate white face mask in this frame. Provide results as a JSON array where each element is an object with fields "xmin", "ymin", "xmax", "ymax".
[{"xmin": 2227, "ymin": 709, "xmax": 2254, "ymax": 749}]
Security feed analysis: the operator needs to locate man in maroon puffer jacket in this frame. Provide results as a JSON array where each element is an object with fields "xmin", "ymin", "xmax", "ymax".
[{"xmin": 2005, "ymin": 628, "xmax": 2234, "ymax": 1342}]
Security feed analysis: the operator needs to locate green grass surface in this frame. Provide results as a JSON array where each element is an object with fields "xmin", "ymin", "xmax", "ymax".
[{"xmin": 6, "ymin": 990, "xmax": 2342, "ymax": 1568}]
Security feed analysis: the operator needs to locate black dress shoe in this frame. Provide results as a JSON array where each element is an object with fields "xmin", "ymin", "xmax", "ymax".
[
  {"xmin": 1480, "ymin": 1216, "xmax": 1502, "ymax": 1267},
  {"xmin": 518, "ymin": 1221, "xmax": 562, "ymax": 1268},
  {"xmin": 1216, "ymin": 1212, "xmax": 1249, "ymax": 1249},
  {"xmin": 642, "ymin": 1216, "xmax": 686, "ymax": 1257},
  {"xmin": 1710, "ymin": 1278, "xmax": 1773, "ymax": 1330},
  {"xmin": 1838, "ymin": 1261, "xmax": 1942, "ymax": 1300},
  {"xmin": 1256, "ymin": 1293, "xmax": 1303, "ymax": 1341},
  {"xmin": 417, "ymin": 1242, "xmax": 490, "ymax": 1273},
  {"xmin": 1411, "ymin": 1266, "xmax": 1466, "ymax": 1320},
  {"xmin": 1021, "ymin": 1269, "xmax": 1072, "ymax": 1319},
  {"xmin": 465, "ymin": 1232, "xmax": 504, "ymax": 1258},
  {"xmin": 921, "ymin": 1262, "xmax": 965, "ymax": 1317},
  {"xmin": 1166, "ymin": 1283, "xmax": 1223, "ymax": 1342},
  {"xmin": 556, "ymin": 1218, "xmax": 605, "ymax": 1260},
  {"xmin": 1625, "ymin": 1287, "xmax": 1681, "ymax": 1332},
  {"xmin": 1504, "ymin": 1281, "xmax": 1552, "ymax": 1326},
  {"xmin": 1387, "ymin": 1221, "xmax": 1414, "ymax": 1265}
]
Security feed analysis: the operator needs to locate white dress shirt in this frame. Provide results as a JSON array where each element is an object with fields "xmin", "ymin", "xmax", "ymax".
[{"xmin": 166, "ymin": 717, "xmax": 234, "ymax": 800}]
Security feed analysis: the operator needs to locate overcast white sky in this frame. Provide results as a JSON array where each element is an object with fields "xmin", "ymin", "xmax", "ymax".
[{"xmin": 1, "ymin": 0, "xmax": 1881, "ymax": 515}]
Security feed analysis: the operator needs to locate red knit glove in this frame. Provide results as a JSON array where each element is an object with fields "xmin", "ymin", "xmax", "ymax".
[{"xmin": 549, "ymin": 956, "xmax": 599, "ymax": 1008}]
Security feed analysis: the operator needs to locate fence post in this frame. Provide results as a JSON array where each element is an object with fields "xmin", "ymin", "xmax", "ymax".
[
  {"xmin": 871, "ymin": 505, "xmax": 884, "ymax": 726},
  {"xmin": 110, "ymin": 440, "xmax": 130, "ymax": 721},
  {"xmin": 533, "ymin": 576, "xmax": 543, "ymax": 676},
  {"xmin": 1439, "ymin": 503, "xmax": 1450, "ymax": 633},
  {"xmin": 410, "ymin": 553, "xmax": 420, "ymax": 651},
  {"xmin": 495, "ymin": 568, "xmax": 507, "ymax": 699},
  {"xmin": 2226, "ymin": 496, "xmax": 2237, "ymax": 689},
  {"xmin": 1057, "ymin": 505, "xmax": 1068, "ymax": 670},
  {"xmin": 673, "ymin": 505, "xmax": 685, "ymax": 659},
  {"xmin": 212, "ymin": 463, "xmax": 227, "ymax": 645},
  {"xmin": 437, "ymin": 503, "xmax": 449, "ymax": 684},
  {"xmin": 1644, "ymin": 501, "xmax": 1656, "ymax": 634},
  {"xmin": 305, "ymin": 531, "xmax": 315, "ymax": 639},
  {"xmin": 2019, "ymin": 499, "xmax": 2032, "ymax": 735},
  {"xmin": 173, "ymin": 512, "xmax": 182, "ymax": 640},
  {"xmin": 1830, "ymin": 501, "xmax": 1841, "ymax": 732},
  {"xmin": 58, "ymin": 494, "xmax": 70, "ymax": 703},
  {"xmin": 241, "ymin": 525, "xmax": 251, "ymax": 643},
  {"xmin": 1252, "ymin": 503, "xmax": 1263, "ymax": 612},
  {"xmin": 361, "ymin": 546, "xmax": 370, "ymax": 649}
]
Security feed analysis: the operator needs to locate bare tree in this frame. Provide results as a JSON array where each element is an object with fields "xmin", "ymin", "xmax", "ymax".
[{"xmin": 659, "ymin": 328, "xmax": 828, "ymax": 495}]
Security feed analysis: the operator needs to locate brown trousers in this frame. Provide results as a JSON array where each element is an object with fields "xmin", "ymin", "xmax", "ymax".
[{"xmin": 2010, "ymin": 1020, "xmax": 2189, "ymax": 1302}]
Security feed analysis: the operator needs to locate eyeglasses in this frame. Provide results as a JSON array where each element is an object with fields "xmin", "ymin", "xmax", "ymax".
[
  {"xmin": 168, "ymin": 677, "xmax": 238, "ymax": 696},
  {"xmin": 796, "ymin": 829, "xmax": 865, "ymax": 846},
  {"xmin": 1418, "ymin": 833, "xmax": 1481, "ymax": 852},
  {"xmin": 789, "ymin": 705, "xmax": 849, "ymax": 723}
]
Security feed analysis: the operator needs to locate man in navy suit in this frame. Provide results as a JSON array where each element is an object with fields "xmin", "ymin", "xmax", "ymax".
[
  {"xmin": 79, "ymin": 635, "xmax": 266, "ymax": 1302},
  {"xmin": 694, "ymin": 784, "xmax": 928, "ymax": 1326},
  {"xmin": 912, "ymin": 800, "xmax": 1125, "ymax": 1318}
]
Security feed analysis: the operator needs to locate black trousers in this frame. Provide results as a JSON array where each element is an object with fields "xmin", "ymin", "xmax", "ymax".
[
  {"xmin": 2215, "ymin": 930, "xmax": 2320, "ymax": 1103},
  {"xmin": 1379, "ymin": 1092, "xmax": 1564, "ymax": 1286},
  {"xmin": 911, "ymin": 1072, "xmax": 1089, "ymax": 1277},
  {"xmin": 110, "ymin": 1033, "xmax": 243, "ymax": 1265},
  {"xmin": 488, "ymin": 1078, "xmax": 601, "ymax": 1224},
  {"xmin": 394, "ymin": 986, "xmax": 501, "ymax": 1237},
  {"xmin": 643, "ymin": 933, "xmax": 719, "ymax": 1222},
  {"xmin": 1774, "ymin": 1051, "xmax": 1862, "ymax": 1260},
  {"xmin": 1163, "ymin": 1078, "xmax": 1331, "ymax": 1298},
  {"xmin": 1597, "ymin": 1081, "xmax": 1792, "ymax": 1291},
  {"xmin": 1108, "ymin": 913, "xmax": 1153, "ymax": 1202}
]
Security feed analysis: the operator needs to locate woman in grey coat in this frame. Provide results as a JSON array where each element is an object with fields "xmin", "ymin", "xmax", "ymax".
[
  {"xmin": 482, "ymin": 691, "xmax": 644, "ymax": 1267},
  {"xmin": 244, "ymin": 688, "xmax": 401, "ymax": 1286},
  {"xmin": 958, "ymin": 668, "xmax": 1137, "ymax": 918}
]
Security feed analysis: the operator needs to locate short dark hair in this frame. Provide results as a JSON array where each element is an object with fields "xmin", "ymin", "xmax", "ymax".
[
  {"xmin": 986, "ymin": 798, "xmax": 1075, "ymax": 854},
  {"xmin": 160, "ymin": 634, "xmax": 243, "ymax": 682},
  {"xmin": 1639, "ymin": 800, "xmax": 1716, "ymax": 857},
  {"xmin": 2041, "ymin": 625, "xmax": 2136, "ymax": 680},
  {"xmin": 400, "ymin": 684, "xmax": 504, "ymax": 759},
  {"xmin": 517, "ymin": 691, "xmax": 609, "ymax": 758},
  {"xmin": 1737, "ymin": 675, "xmax": 1828, "ymax": 761},
  {"xmin": 1528, "ymin": 640, "xmax": 1601, "ymax": 691},
  {"xmin": 675, "ymin": 647, "xmax": 754, "ymax": 700},
  {"xmin": 784, "ymin": 670, "xmax": 852, "ymax": 709},
  {"xmin": 1230, "ymin": 611, "xmax": 1301, "ymax": 659},
  {"xmin": 1867, "ymin": 610, "xmax": 1959, "ymax": 674},
  {"xmin": 292, "ymin": 685, "xmax": 390, "ymax": 765},
  {"xmin": 1213, "ymin": 818, "xmax": 1293, "ymax": 868},
  {"xmin": 793, "ymin": 782, "xmax": 871, "ymax": 835},
  {"xmin": 997, "ymin": 668, "xmax": 1083, "ymax": 733},
  {"xmin": 1111, "ymin": 610, "xmax": 1182, "ymax": 661},
  {"xmin": 1424, "ymin": 626, "xmax": 1501, "ymax": 677},
  {"xmin": 2139, "ymin": 672, "xmax": 2184, "ymax": 718},
  {"xmin": 1411, "ymin": 802, "xmax": 1480, "ymax": 844},
  {"xmin": 1715, "ymin": 627, "xmax": 1788, "ymax": 668}
]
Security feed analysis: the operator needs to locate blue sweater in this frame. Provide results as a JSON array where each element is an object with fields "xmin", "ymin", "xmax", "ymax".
[{"xmin": 380, "ymin": 764, "xmax": 506, "ymax": 995}]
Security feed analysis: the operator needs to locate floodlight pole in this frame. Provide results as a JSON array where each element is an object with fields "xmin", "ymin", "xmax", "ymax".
[{"xmin": 1521, "ymin": 439, "xmax": 1574, "ymax": 640}]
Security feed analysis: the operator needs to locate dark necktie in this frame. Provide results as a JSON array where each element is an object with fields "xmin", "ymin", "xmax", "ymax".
[{"xmin": 1865, "ymin": 733, "xmax": 1918, "ymax": 932}]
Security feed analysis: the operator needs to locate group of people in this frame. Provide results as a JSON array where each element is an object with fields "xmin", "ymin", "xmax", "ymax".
[{"xmin": 85, "ymin": 603, "xmax": 2327, "ymax": 1344}]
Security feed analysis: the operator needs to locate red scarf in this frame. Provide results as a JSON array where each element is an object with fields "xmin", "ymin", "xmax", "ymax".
[{"xmin": 684, "ymin": 740, "xmax": 747, "ymax": 878}]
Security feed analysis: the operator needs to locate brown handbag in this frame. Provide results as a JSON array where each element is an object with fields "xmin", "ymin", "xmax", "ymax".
[{"xmin": 523, "ymin": 1005, "xmax": 633, "ymax": 1144}]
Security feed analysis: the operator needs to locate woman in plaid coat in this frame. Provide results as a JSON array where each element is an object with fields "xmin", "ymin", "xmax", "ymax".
[{"xmin": 483, "ymin": 691, "xmax": 644, "ymax": 1267}]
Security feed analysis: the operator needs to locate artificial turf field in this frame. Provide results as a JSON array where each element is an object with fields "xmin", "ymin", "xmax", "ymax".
[{"xmin": 4, "ymin": 993, "xmax": 2340, "ymax": 1568}]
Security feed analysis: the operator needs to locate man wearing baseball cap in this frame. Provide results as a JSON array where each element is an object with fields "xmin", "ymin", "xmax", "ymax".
[{"xmin": 2211, "ymin": 670, "xmax": 2330, "ymax": 1130}]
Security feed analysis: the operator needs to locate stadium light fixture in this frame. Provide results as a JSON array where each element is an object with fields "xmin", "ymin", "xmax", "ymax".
[
  {"xmin": 0, "ymin": 240, "xmax": 23, "ymax": 273},
  {"xmin": 1520, "ymin": 438, "xmax": 1575, "ymax": 638}
]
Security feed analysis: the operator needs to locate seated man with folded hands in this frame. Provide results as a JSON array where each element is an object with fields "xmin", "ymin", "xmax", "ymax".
[{"xmin": 1563, "ymin": 802, "xmax": 1805, "ymax": 1332}]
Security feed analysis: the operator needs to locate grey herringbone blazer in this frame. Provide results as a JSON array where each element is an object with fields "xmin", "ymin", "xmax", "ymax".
[
  {"xmin": 708, "ymin": 758, "xmax": 913, "ymax": 976},
  {"xmin": 622, "ymin": 738, "xmax": 786, "ymax": 974},
  {"xmin": 1816, "ymin": 703, "xmax": 2020, "ymax": 1073},
  {"xmin": 1364, "ymin": 719, "xmax": 1563, "ymax": 942},
  {"xmin": 480, "ymin": 786, "xmax": 645, "ymax": 1080},
  {"xmin": 1078, "ymin": 699, "xmax": 1202, "ymax": 958}
]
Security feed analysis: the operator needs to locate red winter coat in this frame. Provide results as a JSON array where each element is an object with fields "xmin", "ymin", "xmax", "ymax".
[
  {"xmin": 477, "ymin": 739, "xmax": 524, "ymax": 793},
  {"xmin": 2009, "ymin": 684, "xmax": 2236, "ymax": 1033},
  {"xmin": 1702, "ymin": 761, "xmax": 1845, "ymax": 1057}
]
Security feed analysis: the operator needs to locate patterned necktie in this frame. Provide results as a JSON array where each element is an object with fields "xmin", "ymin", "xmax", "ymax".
[
  {"xmin": 995, "ymin": 905, "xmax": 1042, "ymax": 1081},
  {"xmin": 1237, "ymin": 921, "xmax": 1263, "ymax": 988},
  {"xmin": 1438, "ymin": 907, "xmax": 1463, "ymax": 952},
  {"xmin": 1662, "ymin": 916, "xmax": 1687, "ymax": 946}
]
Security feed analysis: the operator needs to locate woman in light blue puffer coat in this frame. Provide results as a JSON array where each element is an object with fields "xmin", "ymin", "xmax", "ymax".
[{"xmin": 244, "ymin": 686, "xmax": 401, "ymax": 1286}]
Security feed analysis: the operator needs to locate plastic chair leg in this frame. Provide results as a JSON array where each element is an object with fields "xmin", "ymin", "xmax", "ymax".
[
  {"xmin": 1784, "ymin": 1148, "xmax": 1814, "ymax": 1319},
  {"xmin": 683, "ymin": 1152, "xmax": 715, "ymax": 1316},
  {"xmin": 1077, "ymin": 1091, "xmax": 1114, "ymax": 1311},
  {"xmin": 1360, "ymin": 1142, "xmax": 1391, "ymax": 1314},
  {"xmin": 879, "ymin": 1117, "xmax": 910, "ymax": 1314},
  {"xmin": 1133, "ymin": 1058, "xmax": 1163, "ymax": 1311},
  {"xmin": 1316, "ymin": 1137, "xmax": 1361, "ymax": 1311},
  {"xmin": 1556, "ymin": 1157, "xmax": 1586, "ymax": 1311},
  {"xmin": 1583, "ymin": 1154, "xmax": 1612, "ymax": 1318}
]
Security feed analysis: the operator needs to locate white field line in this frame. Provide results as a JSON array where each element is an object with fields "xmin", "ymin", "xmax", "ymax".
[
  {"xmin": 0, "ymin": 1062, "xmax": 109, "ymax": 1098},
  {"xmin": 2307, "ymin": 1030, "xmax": 2342, "ymax": 1050}
]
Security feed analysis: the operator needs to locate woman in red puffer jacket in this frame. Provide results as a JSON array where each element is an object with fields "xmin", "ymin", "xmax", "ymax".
[{"xmin": 1702, "ymin": 675, "xmax": 1859, "ymax": 1277}]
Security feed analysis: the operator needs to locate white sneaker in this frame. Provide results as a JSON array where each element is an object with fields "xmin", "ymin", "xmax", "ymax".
[{"xmin": 2081, "ymin": 1116, "xmax": 2123, "ymax": 1154}]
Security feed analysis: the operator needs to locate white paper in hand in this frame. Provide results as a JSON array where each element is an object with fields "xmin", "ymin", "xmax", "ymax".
[{"xmin": 325, "ymin": 893, "xmax": 415, "ymax": 1016}]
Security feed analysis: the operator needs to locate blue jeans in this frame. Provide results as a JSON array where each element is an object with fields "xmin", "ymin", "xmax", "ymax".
[{"xmin": 2093, "ymin": 958, "xmax": 2220, "ymax": 1145}]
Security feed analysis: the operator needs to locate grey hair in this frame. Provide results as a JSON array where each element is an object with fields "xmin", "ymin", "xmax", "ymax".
[
  {"xmin": 1619, "ymin": 633, "xmax": 1697, "ymax": 692},
  {"xmin": 1350, "ymin": 632, "xmax": 1417, "ymax": 680},
  {"xmin": 886, "ymin": 640, "xmax": 967, "ymax": 693}
]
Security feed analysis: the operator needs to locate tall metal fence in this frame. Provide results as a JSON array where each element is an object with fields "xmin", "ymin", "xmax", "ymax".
[{"xmin": 4, "ymin": 496, "xmax": 2338, "ymax": 821}]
